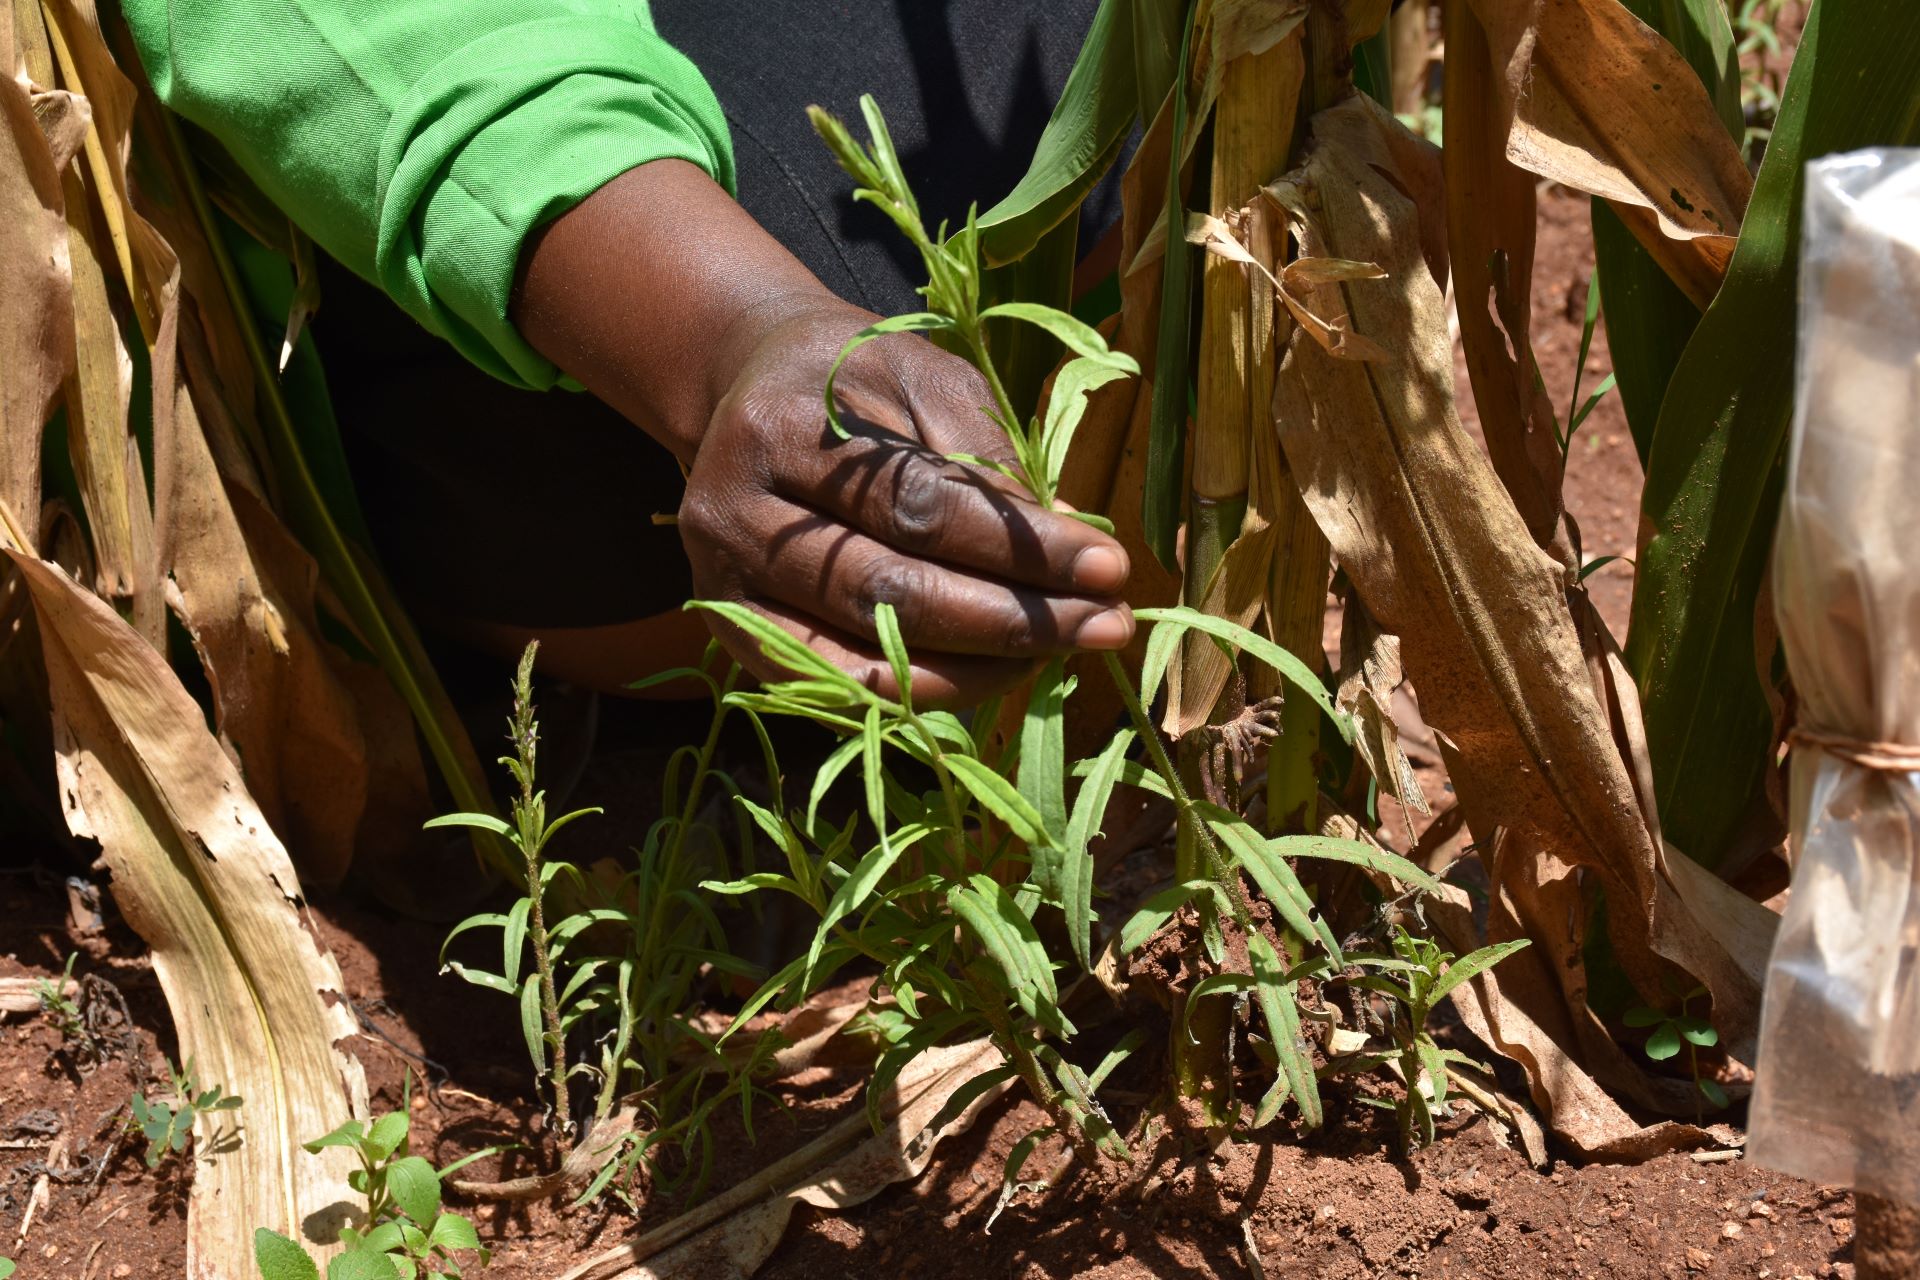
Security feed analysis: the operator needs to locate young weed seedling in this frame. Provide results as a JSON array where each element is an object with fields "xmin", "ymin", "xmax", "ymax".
[
  {"xmin": 435, "ymin": 646, "xmax": 773, "ymax": 1203},
  {"xmin": 1334, "ymin": 928, "xmax": 1531, "ymax": 1151},
  {"xmin": 1626, "ymin": 984, "xmax": 1726, "ymax": 1120},
  {"xmin": 128, "ymin": 1057, "xmax": 243, "ymax": 1169},
  {"xmin": 254, "ymin": 1081, "xmax": 495, "ymax": 1279},
  {"xmin": 684, "ymin": 98, "xmax": 1453, "ymax": 1178},
  {"xmin": 35, "ymin": 953, "xmax": 94, "ymax": 1058}
]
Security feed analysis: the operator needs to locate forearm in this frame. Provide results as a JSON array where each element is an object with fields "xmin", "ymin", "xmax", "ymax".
[{"xmin": 511, "ymin": 159, "xmax": 842, "ymax": 462}]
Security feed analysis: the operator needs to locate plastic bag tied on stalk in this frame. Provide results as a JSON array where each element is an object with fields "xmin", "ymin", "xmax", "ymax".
[{"xmin": 1749, "ymin": 149, "xmax": 1920, "ymax": 1207}]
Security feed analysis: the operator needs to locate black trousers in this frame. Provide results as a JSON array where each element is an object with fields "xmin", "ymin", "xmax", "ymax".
[{"xmin": 321, "ymin": 0, "xmax": 1109, "ymax": 631}]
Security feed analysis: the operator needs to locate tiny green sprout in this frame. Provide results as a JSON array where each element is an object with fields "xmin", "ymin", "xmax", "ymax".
[
  {"xmin": 128, "ymin": 1057, "xmax": 243, "ymax": 1169},
  {"xmin": 1625, "ymin": 984, "xmax": 1726, "ymax": 1119},
  {"xmin": 35, "ymin": 953, "xmax": 93, "ymax": 1057},
  {"xmin": 1339, "ymin": 928, "xmax": 1532, "ymax": 1151}
]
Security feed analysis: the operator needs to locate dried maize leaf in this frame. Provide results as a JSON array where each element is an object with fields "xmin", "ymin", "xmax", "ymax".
[
  {"xmin": 1267, "ymin": 96, "xmax": 1770, "ymax": 1125},
  {"xmin": 1442, "ymin": 0, "xmax": 1566, "ymax": 552},
  {"xmin": 1464, "ymin": 0, "xmax": 1750, "ymax": 294},
  {"xmin": 0, "ymin": 529, "xmax": 365, "ymax": 1278},
  {"xmin": 1, "ymin": 16, "xmax": 84, "ymax": 524},
  {"xmin": 1333, "ymin": 587, "xmax": 1427, "ymax": 825}
]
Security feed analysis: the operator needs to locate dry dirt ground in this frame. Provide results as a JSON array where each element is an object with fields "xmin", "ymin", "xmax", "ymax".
[{"xmin": 0, "ymin": 188, "xmax": 1854, "ymax": 1280}]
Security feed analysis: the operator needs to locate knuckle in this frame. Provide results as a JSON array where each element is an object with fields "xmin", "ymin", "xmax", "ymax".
[
  {"xmin": 853, "ymin": 556, "xmax": 926, "ymax": 632},
  {"xmin": 885, "ymin": 458, "xmax": 952, "ymax": 549}
]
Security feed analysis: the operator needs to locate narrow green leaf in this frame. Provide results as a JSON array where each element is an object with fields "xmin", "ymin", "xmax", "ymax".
[
  {"xmin": 823, "ymin": 314, "xmax": 957, "ymax": 436},
  {"xmin": 1135, "ymin": 606, "xmax": 1348, "ymax": 738},
  {"xmin": 1143, "ymin": 0, "xmax": 1200, "ymax": 569},
  {"xmin": 1425, "ymin": 938, "xmax": 1532, "ymax": 1009},
  {"xmin": 873, "ymin": 602, "xmax": 913, "ymax": 706},
  {"xmin": 1250, "ymin": 933, "xmax": 1321, "ymax": 1130},
  {"xmin": 1020, "ymin": 659, "xmax": 1071, "ymax": 886},
  {"xmin": 517, "ymin": 974, "xmax": 545, "ymax": 1080},
  {"xmin": 1204, "ymin": 812, "xmax": 1343, "ymax": 964},
  {"xmin": 421, "ymin": 812, "xmax": 513, "ymax": 838},
  {"xmin": 1042, "ymin": 357, "xmax": 1135, "ymax": 491},
  {"xmin": 1182, "ymin": 972, "xmax": 1254, "ymax": 1041},
  {"xmin": 501, "ymin": 896, "xmax": 530, "ymax": 989},
  {"xmin": 979, "ymin": 303, "xmax": 1136, "ymax": 369},
  {"xmin": 1061, "ymin": 728, "xmax": 1135, "ymax": 970},
  {"xmin": 689, "ymin": 600, "xmax": 873, "ymax": 696},
  {"xmin": 945, "ymin": 755, "xmax": 1054, "ymax": 849},
  {"xmin": 1264, "ymin": 833, "xmax": 1443, "ymax": 896}
]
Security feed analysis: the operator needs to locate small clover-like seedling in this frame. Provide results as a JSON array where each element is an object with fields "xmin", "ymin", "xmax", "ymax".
[
  {"xmin": 1626, "ymin": 984, "xmax": 1726, "ymax": 1117},
  {"xmin": 256, "ymin": 1083, "xmax": 494, "ymax": 1279},
  {"xmin": 129, "ymin": 1057, "xmax": 243, "ymax": 1169}
]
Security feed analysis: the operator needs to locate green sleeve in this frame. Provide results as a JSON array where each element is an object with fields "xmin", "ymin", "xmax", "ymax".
[{"xmin": 121, "ymin": 0, "xmax": 734, "ymax": 389}]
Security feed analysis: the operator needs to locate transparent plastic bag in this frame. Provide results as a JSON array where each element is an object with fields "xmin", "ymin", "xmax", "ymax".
[{"xmin": 1748, "ymin": 148, "xmax": 1920, "ymax": 1206}]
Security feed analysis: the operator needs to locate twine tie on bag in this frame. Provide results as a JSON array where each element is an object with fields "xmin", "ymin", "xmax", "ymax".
[{"xmin": 1787, "ymin": 726, "xmax": 1920, "ymax": 773}]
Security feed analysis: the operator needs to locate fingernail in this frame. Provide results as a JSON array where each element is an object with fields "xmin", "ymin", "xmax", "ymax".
[
  {"xmin": 1076, "ymin": 608, "xmax": 1134, "ymax": 651},
  {"xmin": 1072, "ymin": 545, "xmax": 1129, "ymax": 592}
]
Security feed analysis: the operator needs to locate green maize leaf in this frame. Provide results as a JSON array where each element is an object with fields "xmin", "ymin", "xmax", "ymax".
[
  {"xmin": 1249, "ymin": 933, "xmax": 1320, "ymax": 1129},
  {"xmin": 1136, "ymin": 607, "xmax": 1348, "ymax": 737},
  {"xmin": 1143, "ymin": 0, "xmax": 1201, "ymax": 569},
  {"xmin": 1627, "ymin": 0, "xmax": 1920, "ymax": 871},
  {"xmin": 1591, "ymin": 0, "xmax": 1739, "ymax": 466},
  {"xmin": 1061, "ymin": 728, "xmax": 1136, "ymax": 970},
  {"xmin": 1129, "ymin": 0, "xmax": 1182, "ymax": 126},
  {"xmin": 977, "ymin": 0, "xmax": 1138, "ymax": 265},
  {"xmin": 945, "ymin": 755, "xmax": 1055, "ymax": 848}
]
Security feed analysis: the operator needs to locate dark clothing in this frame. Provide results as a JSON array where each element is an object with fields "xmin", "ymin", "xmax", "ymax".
[{"xmin": 321, "ymin": 0, "xmax": 1110, "ymax": 630}]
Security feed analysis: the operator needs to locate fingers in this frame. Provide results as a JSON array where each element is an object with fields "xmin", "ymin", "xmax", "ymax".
[
  {"xmin": 705, "ymin": 597, "xmax": 1036, "ymax": 708},
  {"xmin": 743, "ymin": 503, "xmax": 1132, "ymax": 657},
  {"xmin": 772, "ymin": 419, "xmax": 1132, "ymax": 597}
]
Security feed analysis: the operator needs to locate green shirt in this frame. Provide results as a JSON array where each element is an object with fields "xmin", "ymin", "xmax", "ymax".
[{"xmin": 122, "ymin": 0, "xmax": 734, "ymax": 389}]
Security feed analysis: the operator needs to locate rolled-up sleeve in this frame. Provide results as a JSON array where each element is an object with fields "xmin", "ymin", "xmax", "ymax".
[{"xmin": 123, "ymin": 0, "xmax": 733, "ymax": 388}]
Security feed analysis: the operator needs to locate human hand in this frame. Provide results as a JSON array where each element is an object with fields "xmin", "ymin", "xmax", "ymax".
[{"xmin": 680, "ymin": 298, "xmax": 1132, "ymax": 705}]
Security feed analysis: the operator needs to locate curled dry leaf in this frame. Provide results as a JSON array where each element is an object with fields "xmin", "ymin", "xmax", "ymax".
[
  {"xmin": 560, "ymin": 1039, "xmax": 1010, "ymax": 1280},
  {"xmin": 0, "ymin": 530, "xmax": 366, "ymax": 1276},
  {"xmin": 39, "ymin": 0, "xmax": 372, "ymax": 880},
  {"xmin": 1442, "ymin": 0, "xmax": 1567, "ymax": 552},
  {"xmin": 1462, "ymin": 0, "xmax": 1750, "ymax": 301},
  {"xmin": 1265, "ymin": 95, "xmax": 1773, "ymax": 1151},
  {"xmin": 1187, "ymin": 210, "xmax": 1391, "ymax": 362}
]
